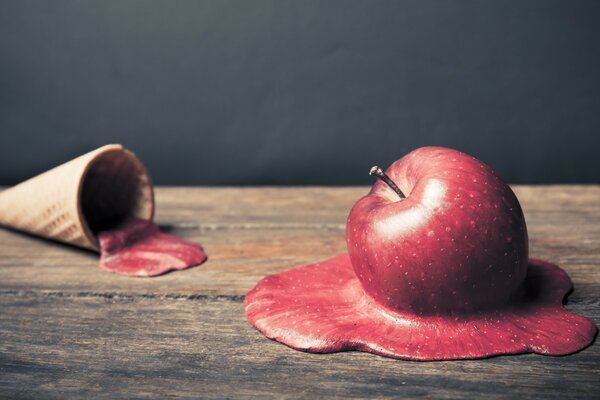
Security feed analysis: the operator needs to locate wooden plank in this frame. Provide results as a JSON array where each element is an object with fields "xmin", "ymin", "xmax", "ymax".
[
  {"xmin": 0, "ymin": 186, "xmax": 598, "ymax": 398},
  {"xmin": 0, "ymin": 186, "xmax": 599, "ymax": 297},
  {"xmin": 0, "ymin": 294, "xmax": 598, "ymax": 399}
]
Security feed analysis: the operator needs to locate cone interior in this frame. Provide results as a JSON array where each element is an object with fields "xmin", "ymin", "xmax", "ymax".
[{"xmin": 80, "ymin": 149, "xmax": 154, "ymax": 239}]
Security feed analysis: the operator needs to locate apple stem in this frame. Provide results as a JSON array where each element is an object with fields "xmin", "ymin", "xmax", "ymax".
[{"xmin": 369, "ymin": 166, "xmax": 406, "ymax": 199}]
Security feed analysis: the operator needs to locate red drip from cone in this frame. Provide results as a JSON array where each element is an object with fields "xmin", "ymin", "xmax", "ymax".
[{"xmin": 98, "ymin": 218, "xmax": 207, "ymax": 277}]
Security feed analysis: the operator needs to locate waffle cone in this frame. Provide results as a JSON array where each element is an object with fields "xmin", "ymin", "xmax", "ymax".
[{"xmin": 0, "ymin": 144, "xmax": 154, "ymax": 251}]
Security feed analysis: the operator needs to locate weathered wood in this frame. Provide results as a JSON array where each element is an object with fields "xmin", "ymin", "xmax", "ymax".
[
  {"xmin": 0, "ymin": 186, "xmax": 599, "ymax": 398},
  {"xmin": 0, "ymin": 186, "xmax": 599, "ymax": 296},
  {"xmin": 0, "ymin": 294, "xmax": 598, "ymax": 400}
]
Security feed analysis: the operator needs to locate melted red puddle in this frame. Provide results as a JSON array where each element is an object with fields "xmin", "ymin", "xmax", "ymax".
[
  {"xmin": 97, "ymin": 218, "xmax": 207, "ymax": 277},
  {"xmin": 245, "ymin": 255, "xmax": 597, "ymax": 360}
]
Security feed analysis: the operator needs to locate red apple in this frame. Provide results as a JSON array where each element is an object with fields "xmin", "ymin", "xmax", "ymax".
[
  {"xmin": 347, "ymin": 146, "xmax": 528, "ymax": 315},
  {"xmin": 246, "ymin": 146, "xmax": 596, "ymax": 360}
]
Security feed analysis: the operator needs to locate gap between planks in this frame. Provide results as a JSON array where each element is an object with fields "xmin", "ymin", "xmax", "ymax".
[{"xmin": 0, "ymin": 289, "xmax": 244, "ymax": 302}]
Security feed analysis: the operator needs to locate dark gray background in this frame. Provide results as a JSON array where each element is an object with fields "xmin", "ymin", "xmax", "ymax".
[{"xmin": 1, "ymin": 1, "xmax": 599, "ymax": 185}]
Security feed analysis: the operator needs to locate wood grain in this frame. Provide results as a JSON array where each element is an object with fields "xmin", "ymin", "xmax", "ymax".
[
  {"xmin": 0, "ymin": 186, "xmax": 598, "ymax": 399},
  {"xmin": 0, "ymin": 186, "xmax": 599, "ymax": 296},
  {"xmin": 1, "ymin": 294, "xmax": 598, "ymax": 400}
]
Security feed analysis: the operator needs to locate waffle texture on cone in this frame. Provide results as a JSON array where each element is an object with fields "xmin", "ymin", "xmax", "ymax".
[{"xmin": 0, "ymin": 144, "xmax": 153, "ymax": 251}]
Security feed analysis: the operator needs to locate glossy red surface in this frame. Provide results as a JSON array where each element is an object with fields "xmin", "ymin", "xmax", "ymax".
[
  {"xmin": 347, "ymin": 147, "xmax": 528, "ymax": 314},
  {"xmin": 245, "ymin": 254, "xmax": 597, "ymax": 360},
  {"xmin": 98, "ymin": 218, "xmax": 207, "ymax": 277},
  {"xmin": 245, "ymin": 147, "xmax": 597, "ymax": 360}
]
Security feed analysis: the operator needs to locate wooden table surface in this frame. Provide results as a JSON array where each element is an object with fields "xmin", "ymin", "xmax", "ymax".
[{"xmin": 0, "ymin": 186, "xmax": 598, "ymax": 399}]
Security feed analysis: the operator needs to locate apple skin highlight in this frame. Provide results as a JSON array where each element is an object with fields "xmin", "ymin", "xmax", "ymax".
[
  {"xmin": 245, "ymin": 146, "xmax": 597, "ymax": 360},
  {"xmin": 347, "ymin": 147, "xmax": 528, "ymax": 315}
]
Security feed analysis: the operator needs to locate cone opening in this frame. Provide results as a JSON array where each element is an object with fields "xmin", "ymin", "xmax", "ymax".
[{"xmin": 79, "ymin": 148, "xmax": 154, "ymax": 245}]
